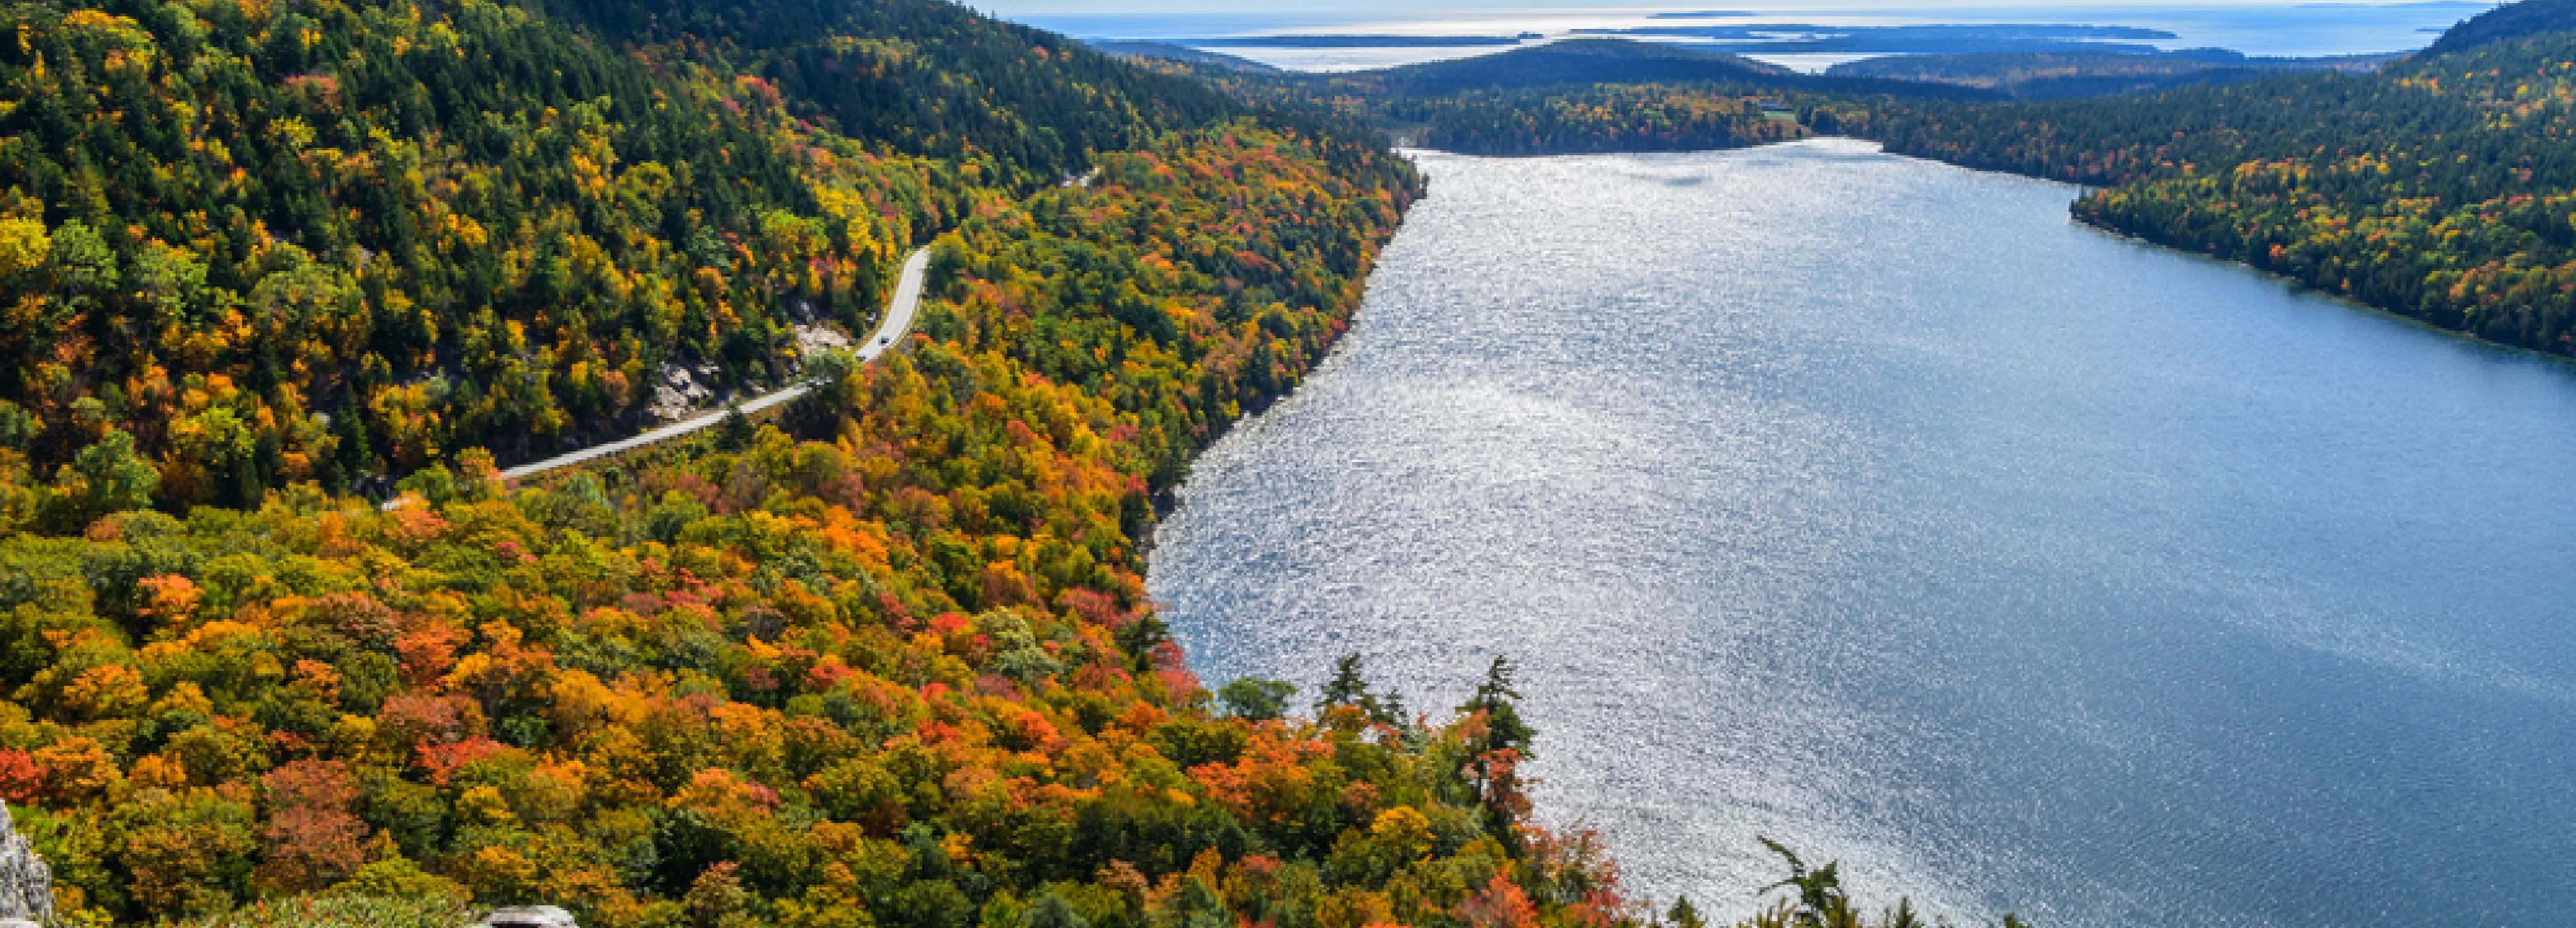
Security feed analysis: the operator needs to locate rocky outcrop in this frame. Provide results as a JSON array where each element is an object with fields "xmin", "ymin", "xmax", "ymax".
[
  {"xmin": 0, "ymin": 802, "xmax": 50, "ymax": 925},
  {"xmin": 651, "ymin": 362, "xmax": 720, "ymax": 423},
  {"xmin": 794, "ymin": 321, "xmax": 853, "ymax": 358}
]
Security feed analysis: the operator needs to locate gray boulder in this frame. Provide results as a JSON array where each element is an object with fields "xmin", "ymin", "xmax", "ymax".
[
  {"xmin": 0, "ymin": 802, "xmax": 50, "ymax": 924},
  {"xmin": 475, "ymin": 905, "xmax": 579, "ymax": 928}
]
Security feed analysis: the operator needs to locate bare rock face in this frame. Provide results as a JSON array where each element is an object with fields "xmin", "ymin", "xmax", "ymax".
[
  {"xmin": 652, "ymin": 362, "xmax": 719, "ymax": 423},
  {"xmin": 0, "ymin": 802, "xmax": 51, "ymax": 925},
  {"xmin": 794, "ymin": 321, "xmax": 852, "ymax": 358},
  {"xmin": 475, "ymin": 905, "xmax": 578, "ymax": 927}
]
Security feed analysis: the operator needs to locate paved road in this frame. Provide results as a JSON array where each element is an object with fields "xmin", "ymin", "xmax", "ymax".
[{"xmin": 480, "ymin": 246, "xmax": 932, "ymax": 482}]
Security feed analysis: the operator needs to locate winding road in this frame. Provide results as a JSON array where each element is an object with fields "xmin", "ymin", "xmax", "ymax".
[{"xmin": 485, "ymin": 246, "xmax": 933, "ymax": 482}]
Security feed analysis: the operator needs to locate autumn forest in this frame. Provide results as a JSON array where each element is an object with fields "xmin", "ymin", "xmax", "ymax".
[
  {"xmin": 0, "ymin": 0, "xmax": 1659, "ymax": 924},
  {"xmin": 10, "ymin": 0, "xmax": 2571, "ymax": 922}
]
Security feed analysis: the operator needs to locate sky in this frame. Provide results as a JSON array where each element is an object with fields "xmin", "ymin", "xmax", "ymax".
[{"xmin": 983, "ymin": 0, "xmax": 2489, "ymax": 14}]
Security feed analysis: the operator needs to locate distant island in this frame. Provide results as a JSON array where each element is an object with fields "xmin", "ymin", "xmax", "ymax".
[
  {"xmin": 1184, "ymin": 33, "xmax": 1543, "ymax": 48},
  {"xmin": 1568, "ymin": 23, "xmax": 2180, "ymax": 55}
]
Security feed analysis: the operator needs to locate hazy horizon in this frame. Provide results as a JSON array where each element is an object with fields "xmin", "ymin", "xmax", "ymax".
[
  {"xmin": 1004, "ymin": 0, "xmax": 2497, "ymax": 69},
  {"xmin": 986, "ymin": 0, "xmax": 2494, "ymax": 16}
]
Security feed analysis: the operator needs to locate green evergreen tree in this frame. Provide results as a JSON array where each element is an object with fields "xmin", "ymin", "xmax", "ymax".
[
  {"xmin": 715, "ymin": 405, "xmax": 757, "ymax": 451},
  {"xmin": 1317, "ymin": 652, "xmax": 1407, "ymax": 726},
  {"xmin": 1665, "ymin": 896, "xmax": 1707, "ymax": 928},
  {"xmin": 1115, "ymin": 611, "xmax": 1172, "ymax": 671},
  {"xmin": 1461, "ymin": 655, "xmax": 1534, "ymax": 757},
  {"xmin": 1885, "ymin": 897, "xmax": 1924, "ymax": 928},
  {"xmin": 1318, "ymin": 653, "xmax": 1368, "ymax": 707}
]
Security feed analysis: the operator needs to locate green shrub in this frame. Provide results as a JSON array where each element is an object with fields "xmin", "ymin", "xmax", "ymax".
[{"xmin": 170, "ymin": 893, "xmax": 480, "ymax": 928}]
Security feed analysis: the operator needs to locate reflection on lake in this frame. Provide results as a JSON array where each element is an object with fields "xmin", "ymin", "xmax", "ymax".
[{"xmin": 1150, "ymin": 140, "xmax": 2576, "ymax": 927}]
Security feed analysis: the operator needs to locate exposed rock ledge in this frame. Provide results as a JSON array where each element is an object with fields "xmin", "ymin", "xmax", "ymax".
[
  {"xmin": 648, "ymin": 320, "xmax": 853, "ymax": 425},
  {"xmin": 0, "ymin": 802, "xmax": 52, "ymax": 925}
]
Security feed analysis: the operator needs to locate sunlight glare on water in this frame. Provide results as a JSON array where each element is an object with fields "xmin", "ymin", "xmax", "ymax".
[{"xmin": 1148, "ymin": 140, "xmax": 2576, "ymax": 928}]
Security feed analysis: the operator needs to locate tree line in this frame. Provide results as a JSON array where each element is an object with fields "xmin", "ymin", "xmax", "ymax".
[{"xmin": 1864, "ymin": 31, "xmax": 2576, "ymax": 356}]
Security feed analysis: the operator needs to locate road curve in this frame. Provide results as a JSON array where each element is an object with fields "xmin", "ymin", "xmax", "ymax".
[{"xmin": 483, "ymin": 246, "xmax": 932, "ymax": 482}]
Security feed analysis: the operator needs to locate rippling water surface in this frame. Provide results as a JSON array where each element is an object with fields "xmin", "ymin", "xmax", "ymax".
[{"xmin": 1147, "ymin": 140, "xmax": 2576, "ymax": 927}]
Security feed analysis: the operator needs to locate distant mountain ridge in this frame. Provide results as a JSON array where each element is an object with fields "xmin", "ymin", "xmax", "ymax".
[
  {"xmin": 1106, "ymin": 38, "xmax": 2000, "ymax": 101},
  {"xmin": 1337, "ymin": 39, "xmax": 1788, "ymax": 96},
  {"xmin": 1350, "ymin": 39, "xmax": 2001, "ymax": 99},
  {"xmin": 1093, "ymin": 37, "xmax": 1995, "ymax": 157}
]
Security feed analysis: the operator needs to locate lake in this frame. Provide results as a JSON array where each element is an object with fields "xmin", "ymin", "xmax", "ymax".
[{"xmin": 1146, "ymin": 140, "xmax": 2576, "ymax": 927}]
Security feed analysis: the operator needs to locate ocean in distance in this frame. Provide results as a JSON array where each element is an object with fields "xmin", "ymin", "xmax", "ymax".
[
  {"xmin": 1028, "ymin": 3, "xmax": 2492, "ymax": 71},
  {"xmin": 1147, "ymin": 140, "xmax": 2576, "ymax": 927}
]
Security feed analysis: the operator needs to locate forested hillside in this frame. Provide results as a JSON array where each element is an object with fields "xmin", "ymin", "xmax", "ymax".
[
  {"xmin": 1104, "ymin": 38, "xmax": 1962, "ymax": 157},
  {"xmin": 1868, "ymin": 28, "xmax": 2576, "ymax": 355},
  {"xmin": 1827, "ymin": 50, "xmax": 2397, "ymax": 101},
  {"xmin": 0, "ymin": 0, "xmax": 1278, "ymax": 521},
  {"xmin": 1384, "ymin": 86, "xmax": 1810, "ymax": 155},
  {"xmin": 514, "ymin": 0, "xmax": 1240, "ymax": 187},
  {"xmin": 0, "ymin": 0, "xmax": 957, "ymax": 507},
  {"xmin": 0, "ymin": 0, "xmax": 2066, "ymax": 920},
  {"xmin": 0, "ymin": 112, "xmax": 1648, "ymax": 928},
  {"xmin": 1323, "ymin": 40, "xmax": 1790, "ymax": 98},
  {"xmin": 0, "ymin": 0, "xmax": 1710, "ymax": 924},
  {"xmin": 2422, "ymin": 0, "xmax": 2573, "ymax": 56}
]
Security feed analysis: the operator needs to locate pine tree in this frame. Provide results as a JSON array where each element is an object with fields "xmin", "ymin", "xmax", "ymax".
[
  {"xmin": 1315, "ymin": 653, "xmax": 1406, "ymax": 726},
  {"xmin": 1115, "ymin": 612, "xmax": 1172, "ymax": 671},
  {"xmin": 715, "ymin": 405, "xmax": 757, "ymax": 451},
  {"xmin": 1317, "ymin": 653, "xmax": 1373, "ymax": 713},
  {"xmin": 1460, "ymin": 655, "xmax": 1535, "ymax": 844},
  {"xmin": 1666, "ymin": 896, "xmax": 1707, "ymax": 928},
  {"xmin": 1462, "ymin": 655, "xmax": 1534, "ymax": 757}
]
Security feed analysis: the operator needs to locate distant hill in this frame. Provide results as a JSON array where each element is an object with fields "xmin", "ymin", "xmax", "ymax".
[
  {"xmin": 1087, "ymin": 40, "xmax": 1284, "ymax": 74},
  {"xmin": 1343, "ymin": 38, "xmax": 1783, "ymax": 96},
  {"xmin": 1179, "ymin": 33, "xmax": 1537, "ymax": 48},
  {"xmin": 1830, "ymin": 49, "xmax": 2398, "ymax": 100},
  {"xmin": 519, "ymin": 0, "xmax": 1236, "ymax": 184},
  {"xmin": 1116, "ymin": 38, "xmax": 1997, "ymax": 157},
  {"xmin": 1573, "ymin": 22, "xmax": 2176, "ymax": 56},
  {"xmin": 1328, "ymin": 38, "xmax": 1997, "ymax": 100},
  {"xmin": 2422, "ymin": 0, "xmax": 2569, "ymax": 56}
]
